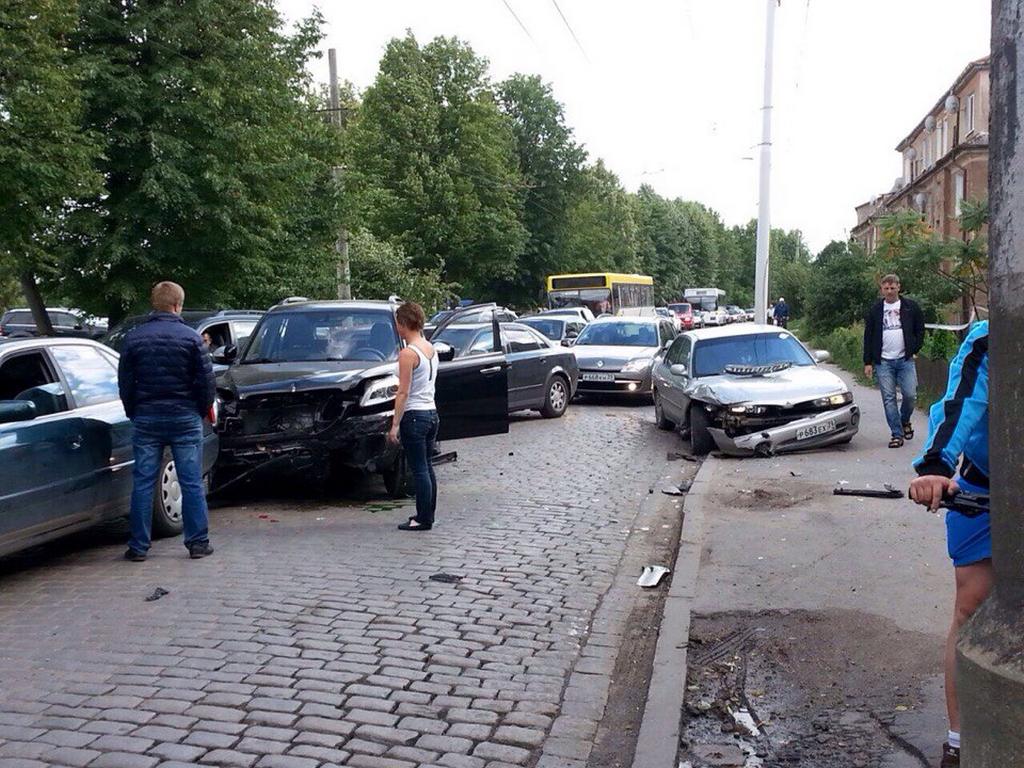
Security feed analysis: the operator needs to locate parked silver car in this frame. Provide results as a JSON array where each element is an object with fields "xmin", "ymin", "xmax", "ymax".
[
  {"xmin": 652, "ymin": 324, "xmax": 859, "ymax": 456},
  {"xmin": 571, "ymin": 316, "xmax": 677, "ymax": 397}
]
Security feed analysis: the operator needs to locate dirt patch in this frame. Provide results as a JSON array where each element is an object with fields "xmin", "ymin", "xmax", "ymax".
[
  {"xmin": 721, "ymin": 485, "xmax": 815, "ymax": 510},
  {"xmin": 680, "ymin": 609, "xmax": 942, "ymax": 768}
]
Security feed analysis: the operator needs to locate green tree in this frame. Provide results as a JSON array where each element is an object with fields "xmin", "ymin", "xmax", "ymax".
[
  {"xmin": 0, "ymin": 0, "xmax": 100, "ymax": 331},
  {"xmin": 347, "ymin": 229, "xmax": 451, "ymax": 311},
  {"xmin": 560, "ymin": 161, "xmax": 638, "ymax": 275},
  {"xmin": 874, "ymin": 210, "xmax": 959, "ymax": 319},
  {"xmin": 633, "ymin": 187, "xmax": 698, "ymax": 303},
  {"xmin": 66, "ymin": 0, "xmax": 340, "ymax": 321},
  {"xmin": 495, "ymin": 74, "xmax": 586, "ymax": 306},
  {"xmin": 345, "ymin": 34, "xmax": 526, "ymax": 297},
  {"xmin": 803, "ymin": 240, "xmax": 878, "ymax": 336}
]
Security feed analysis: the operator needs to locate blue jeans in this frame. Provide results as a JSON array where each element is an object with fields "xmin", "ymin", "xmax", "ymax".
[
  {"xmin": 875, "ymin": 358, "xmax": 917, "ymax": 438},
  {"xmin": 128, "ymin": 414, "xmax": 209, "ymax": 553},
  {"xmin": 400, "ymin": 410, "xmax": 439, "ymax": 526}
]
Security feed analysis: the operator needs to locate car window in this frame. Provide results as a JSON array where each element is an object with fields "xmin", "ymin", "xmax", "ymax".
[
  {"xmin": 466, "ymin": 329, "xmax": 496, "ymax": 356},
  {"xmin": 433, "ymin": 326, "xmax": 482, "ymax": 356},
  {"xmin": 0, "ymin": 351, "xmax": 70, "ymax": 416},
  {"xmin": 506, "ymin": 328, "xmax": 542, "ymax": 353},
  {"xmin": 667, "ymin": 337, "xmax": 691, "ymax": 366},
  {"xmin": 520, "ymin": 318, "xmax": 563, "ymax": 340},
  {"xmin": 232, "ymin": 320, "xmax": 258, "ymax": 344},
  {"xmin": 5, "ymin": 311, "xmax": 32, "ymax": 324},
  {"xmin": 202, "ymin": 322, "xmax": 231, "ymax": 350},
  {"xmin": 49, "ymin": 345, "xmax": 121, "ymax": 407},
  {"xmin": 659, "ymin": 323, "xmax": 675, "ymax": 344},
  {"xmin": 692, "ymin": 333, "xmax": 815, "ymax": 377}
]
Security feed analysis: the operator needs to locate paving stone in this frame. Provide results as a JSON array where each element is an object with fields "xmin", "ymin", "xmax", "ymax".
[
  {"xmin": 43, "ymin": 746, "xmax": 101, "ymax": 767},
  {"xmin": 148, "ymin": 742, "xmax": 207, "ymax": 762},
  {"xmin": 199, "ymin": 748, "xmax": 259, "ymax": 767},
  {"xmin": 416, "ymin": 734, "xmax": 474, "ymax": 755},
  {"xmin": 397, "ymin": 716, "xmax": 448, "ymax": 735},
  {"xmin": 286, "ymin": 745, "xmax": 352, "ymax": 764},
  {"xmin": 89, "ymin": 752, "xmax": 161, "ymax": 768},
  {"xmin": 446, "ymin": 723, "xmax": 492, "ymax": 741},
  {"xmin": 472, "ymin": 742, "xmax": 531, "ymax": 765},
  {"xmin": 353, "ymin": 725, "xmax": 418, "ymax": 746},
  {"xmin": 184, "ymin": 731, "xmax": 239, "ymax": 750},
  {"xmin": 36, "ymin": 729, "xmax": 98, "ymax": 748},
  {"xmin": 254, "ymin": 756, "xmax": 318, "ymax": 768}
]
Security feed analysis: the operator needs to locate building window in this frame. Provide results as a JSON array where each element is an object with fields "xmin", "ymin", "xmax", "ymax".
[
  {"xmin": 965, "ymin": 93, "xmax": 976, "ymax": 134},
  {"xmin": 953, "ymin": 170, "xmax": 965, "ymax": 217}
]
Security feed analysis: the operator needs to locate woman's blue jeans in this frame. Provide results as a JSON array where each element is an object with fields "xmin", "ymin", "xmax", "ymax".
[{"xmin": 400, "ymin": 410, "xmax": 439, "ymax": 526}]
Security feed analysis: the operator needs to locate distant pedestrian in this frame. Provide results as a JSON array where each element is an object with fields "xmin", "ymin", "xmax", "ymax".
[
  {"xmin": 387, "ymin": 301, "xmax": 439, "ymax": 531},
  {"xmin": 772, "ymin": 297, "xmax": 789, "ymax": 328},
  {"xmin": 862, "ymin": 274, "xmax": 925, "ymax": 448},
  {"xmin": 118, "ymin": 281, "xmax": 215, "ymax": 561},
  {"xmin": 909, "ymin": 320, "xmax": 989, "ymax": 768}
]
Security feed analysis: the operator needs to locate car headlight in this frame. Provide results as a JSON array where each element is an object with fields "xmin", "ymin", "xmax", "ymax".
[
  {"xmin": 728, "ymin": 404, "xmax": 767, "ymax": 415},
  {"xmin": 621, "ymin": 358, "xmax": 652, "ymax": 373},
  {"xmin": 360, "ymin": 375, "xmax": 400, "ymax": 407},
  {"xmin": 814, "ymin": 391, "xmax": 853, "ymax": 408}
]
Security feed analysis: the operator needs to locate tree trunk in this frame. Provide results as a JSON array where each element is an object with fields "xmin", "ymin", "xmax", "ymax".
[{"xmin": 18, "ymin": 272, "xmax": 54, "ymax": 336}]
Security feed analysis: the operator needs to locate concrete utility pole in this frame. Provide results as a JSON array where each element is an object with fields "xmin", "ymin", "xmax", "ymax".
[
  {"xmin": 328, "ymin": 48, "xmax": 352, "ymax": 301},
  {"xmin": 956, "ymin": 2, "xmax": 1024, "ymax": 764},
  {"xmin": 753, "ymin": 0, "xmax": 777, "ymax": 325}
]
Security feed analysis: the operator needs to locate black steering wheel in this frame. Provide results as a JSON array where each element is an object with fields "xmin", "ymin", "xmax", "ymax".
[{"xmin": 353, "ymin": 348, "xmax": 387, "ymax": 362}]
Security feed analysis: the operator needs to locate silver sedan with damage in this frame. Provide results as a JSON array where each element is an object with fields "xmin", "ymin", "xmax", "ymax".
[
  {"xmin": 652, "ymin": 324, "xmax": 859, "ymax": 456},
  {"xmin": 571, "ymin": 316, "xmax": 678, "ymax": 398}
]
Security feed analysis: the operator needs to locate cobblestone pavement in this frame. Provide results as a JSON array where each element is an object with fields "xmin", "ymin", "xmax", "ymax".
[{"xmin": 0, "ymin": 399, "xmax": 679, "ymax": 768}]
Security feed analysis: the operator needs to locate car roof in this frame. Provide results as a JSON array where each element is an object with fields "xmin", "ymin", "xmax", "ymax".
[
  {"xmin": 0, "ymin": 337, "xmax": 116, "ymax": 355},
  {"xmin": 266, "ymin": 300, "xmax": 397, "ymax": 313},
  {"xmin": 685, "ymin": 323, "xmax": 791, "ymax": 341}
]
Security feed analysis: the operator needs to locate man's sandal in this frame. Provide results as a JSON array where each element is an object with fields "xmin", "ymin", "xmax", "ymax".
[
  {"xmin": 889, "ymin": 436, "xmax": 904, "ymax": 448},
  {"xmin": 903, "ymin": 423, "xmax": 914, "ymax": 440}
]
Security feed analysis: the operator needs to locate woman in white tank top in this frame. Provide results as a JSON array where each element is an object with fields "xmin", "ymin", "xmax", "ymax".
[{"xmin": 387, "ymin": 302, "xmax": 439, "ymax": 531}]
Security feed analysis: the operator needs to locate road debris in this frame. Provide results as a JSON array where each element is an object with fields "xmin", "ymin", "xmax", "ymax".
[
  {"xmin": 832, "ymin": 484, "xmax": 903, "ymax": 499},
  {"xmin": 428, "ymin": 573, "xmax": 463, "ymax": 583},
  {"xmin": 669, "ymin": 451, "xmax": 698, "ymax": 462},
  {"xmin": 144, "ymin": 587, "xmax": 169, "ymax": 602},
  {"xmin": 637, "ymin": 565, "xmax": 670, "ymax": 588}
]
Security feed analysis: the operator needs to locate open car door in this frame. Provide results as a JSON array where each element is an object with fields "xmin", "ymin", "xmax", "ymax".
[{"xmin": 432, "ymin": 304, "xmax": 510, "ymax": 441}]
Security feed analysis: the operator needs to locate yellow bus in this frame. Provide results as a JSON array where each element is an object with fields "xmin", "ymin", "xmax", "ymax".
[{"xmin": 545, "ymin": 273, "xmax": 654, "ymax": 317}]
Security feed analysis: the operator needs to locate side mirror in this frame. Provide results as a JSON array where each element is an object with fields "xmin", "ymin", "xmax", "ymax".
[
  {"xmin": 434, "ymin": 341, "xmax": 456, "ymax": 362},
  {"xmin": 813, "ymin": 349, "xmax": 831, "ymax": 363},
  {"xmin": 670, "ymin": 363, "xmax": 688, "ymax": 377},
  {"xmin": 0, "ymin": 400, "xmax": 37, "ymax": 424},
  {"xmin": 212, "ymin": 344, "xmax": 238, "ymax": 365},
  {"xmin": 560, "ymin": 338, "xmax": 573, "ymax": 347}
]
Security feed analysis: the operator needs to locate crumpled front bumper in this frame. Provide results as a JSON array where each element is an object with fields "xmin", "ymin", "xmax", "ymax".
[{"xmin": 708, "ymin": 403, "xmax": 859, "ymax": 456}]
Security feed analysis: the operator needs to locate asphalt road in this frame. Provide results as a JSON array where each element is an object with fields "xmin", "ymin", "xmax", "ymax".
[{"xmin": 0, "ymin": 396, "xmax": 680, "ymax": 768}]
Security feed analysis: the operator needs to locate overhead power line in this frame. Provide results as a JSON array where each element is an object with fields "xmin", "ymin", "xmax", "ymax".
[
  {"xmin": 500, "ymin": 0, "xmax": 537, "ymax": 44},
  {"xmin": 550, "ymin": 0, "xmax": 590, "ymax": 63}
]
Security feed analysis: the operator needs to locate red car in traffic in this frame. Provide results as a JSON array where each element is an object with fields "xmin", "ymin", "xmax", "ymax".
[{"xmin": 667, "ymin": 302, "xmax": 695, "ymax": 330}]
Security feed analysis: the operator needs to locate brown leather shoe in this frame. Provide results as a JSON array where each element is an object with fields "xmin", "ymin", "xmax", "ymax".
[{"xmin": 940, "ymin": 742, "xmax": 959, "ymax": 768}]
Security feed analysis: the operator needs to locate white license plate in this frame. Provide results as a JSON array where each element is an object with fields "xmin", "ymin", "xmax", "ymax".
[
  {"xmin": 582, "ymin": 372, "xmax": 615, "ymax": 382},
  {"xmin": 796, "ymin": 419, "xmax": 837, "ymax": 440}
]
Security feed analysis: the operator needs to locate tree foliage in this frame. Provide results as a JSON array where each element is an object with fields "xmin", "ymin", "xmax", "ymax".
[
  {"xmin": 803, "ymin": 240, "xmax": 878, "ymax": 336},
  {"xmin": 65, "ymin": 0, "xmax": 340, "ymax": 321},
  {"xmin": 0, "ymin": 0, "xmax": 100, "ymax": 327},
  {"xmin": 346, "ymin": 34, "xmax": 526, "ymax": 297}
]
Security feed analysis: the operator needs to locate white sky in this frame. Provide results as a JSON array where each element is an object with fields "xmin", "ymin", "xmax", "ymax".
[{"xmin": 277, "ymin": 0, "xmax": 991, "ymax": 254}]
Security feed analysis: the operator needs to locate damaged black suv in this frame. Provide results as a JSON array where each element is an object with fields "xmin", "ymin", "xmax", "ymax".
[{"xmin": 213, "ymin": 299, "xmax": 510, "ymax": 493}]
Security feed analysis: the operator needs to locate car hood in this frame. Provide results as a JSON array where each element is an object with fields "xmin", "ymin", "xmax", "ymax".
[
  {"xmin": 219, "ymin": 360, "xmax": 397, "ymax": 397},
  {"xmin": 572, "ymin": 344, "xmax": 660, "ymax": 368},
  {"xmin": 688, "ymin": 365, "xmax": 848, "ymax": 406}
]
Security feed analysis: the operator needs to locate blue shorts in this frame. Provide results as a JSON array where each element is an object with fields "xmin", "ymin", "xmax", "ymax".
[{"xmin": 945, "ymin": 477, "xmax": 991, "ymax": 567}]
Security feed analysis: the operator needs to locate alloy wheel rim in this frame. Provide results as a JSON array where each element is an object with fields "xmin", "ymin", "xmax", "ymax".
[
  {"xmin": 550, "ymin": 381, "xmax": 567, "ymax": 411},
  {"xmin": 161, "ymin": 461, "xmax": 183, "ymax": 523}
]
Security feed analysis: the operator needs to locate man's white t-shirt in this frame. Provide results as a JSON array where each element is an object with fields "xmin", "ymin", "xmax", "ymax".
[{"xmin": 881, "ymin": 299, "xmax": 906, "ymax": 360}]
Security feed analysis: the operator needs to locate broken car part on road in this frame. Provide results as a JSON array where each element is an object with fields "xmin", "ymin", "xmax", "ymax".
[{"xmin": 833, "ymin": 484, "xmax": 904, "ymax": 499}]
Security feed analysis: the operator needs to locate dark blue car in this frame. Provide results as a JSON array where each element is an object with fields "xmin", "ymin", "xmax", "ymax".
[{"xmin": 0, "ymin": 337, "xmax": 218, "ymax": 557}]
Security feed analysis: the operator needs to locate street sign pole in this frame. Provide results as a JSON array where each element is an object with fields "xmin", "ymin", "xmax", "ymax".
[{"xmin": 754, "ymin": 0, "xmax": 777, "ymax": 325}]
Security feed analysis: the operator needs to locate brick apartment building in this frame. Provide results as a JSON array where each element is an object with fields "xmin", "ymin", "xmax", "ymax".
[{"xmin": 852, "ymin": 56, "xmax": 990, "ymax": 254}]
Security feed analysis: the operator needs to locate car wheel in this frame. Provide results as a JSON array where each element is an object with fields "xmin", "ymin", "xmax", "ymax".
[
  {"xmin": 689, "ymin": 405, "xmax": 715, "ymax": 456},
  {"xmin": 382, "ymin": 452, "xmax": 412, "ymax": 498},
  {"xmin": 152, "ymin": 454, "xmax": 185, "ymax": 538},
  {"xmin": 654, "ymin": 390, "xmax": 674, "ymax": 431},
  {"xmin": 540, "ymin": 375, "xmax": 570, "ymax": 418}
]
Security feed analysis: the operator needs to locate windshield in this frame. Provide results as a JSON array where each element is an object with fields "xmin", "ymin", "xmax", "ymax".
[
  {"xmin": 692, "ymin": 333, "xmax": 814, "ymax": 377},
  {"xmin": 428, "ymin": 310, "xmax": 453, "ymax": 324},
  {"xmin": 520, "ymin": 318, "xmax": 564, "ymax": 340},
  {"xmin": 549, "ymin": 288, "xmax": 611, "ymax": 317},
  {"xmin": 243, "ymin": 309, "xmax": 399, "ymax": 363},
  {"xmin": 667, "ymin": 303, "xmax": 691, "ymax": 314},
  {"xmin": 574, "ymin": 322, "xmax": 657, "ymax": 347}
]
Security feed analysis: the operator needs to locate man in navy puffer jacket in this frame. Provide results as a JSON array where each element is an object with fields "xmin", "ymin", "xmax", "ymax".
[{"xmin": 118, "ymin": 281, "xmax": 216, "ymax": 561}]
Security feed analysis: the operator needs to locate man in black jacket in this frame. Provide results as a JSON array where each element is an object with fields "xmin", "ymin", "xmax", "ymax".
[
  {"xmin": 862, "ymin": 274, "xmax": 925, "ymax": 448},
  {"xmin": 118, "ymin": 281, "xmax": 216, "ymax": 561}
]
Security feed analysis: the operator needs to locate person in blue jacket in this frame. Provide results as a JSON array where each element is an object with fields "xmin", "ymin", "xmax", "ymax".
[
  {"xmin": 909, "ymin": 320, "xmax": 989, "ymax": 768},
  {"xmin": 118, "ymin": 281, "xmax": 216, "ymax": 562}
]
